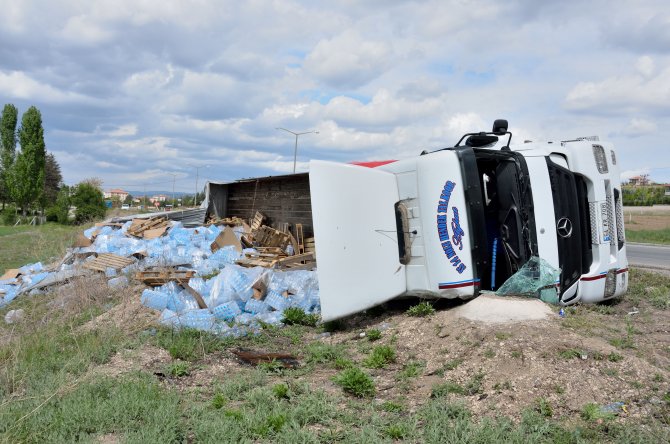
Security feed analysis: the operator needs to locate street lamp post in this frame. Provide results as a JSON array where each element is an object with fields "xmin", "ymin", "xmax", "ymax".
[
  {"xmin": 276, "ymin": 128, "xmax": 319, "ymax": 173},
  {"xmin": 192, "ymin": 165, "xmax": 209, "ymax": 206},
  {"xmin": 168, "ymin": 173, "xmax": 178, "ymax": 207}
]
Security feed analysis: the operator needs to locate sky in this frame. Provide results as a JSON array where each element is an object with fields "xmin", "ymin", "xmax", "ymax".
[{"xmin": 0, "ymin": 0, "xmax": 669, "ymax": 193}]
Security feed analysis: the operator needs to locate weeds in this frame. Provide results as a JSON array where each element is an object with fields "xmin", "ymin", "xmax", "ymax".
[
  {"xmin": 211, "ymin": 393, "xmax": 226, "ymax": 409},
  {"xmin": 431, "ymin": 381, "xmax": 466, "ymax": 397},
  {"xmin": 306, "ymin": 342, "xmax": 347, "ymax": 365},
  {"xmin": 398, "ymin": 361, "xmax": 424, "ymax": 380},
  {"xmin": 608, "ymin": 352, "xmax": 624, "ymax": 362},
  {"xmin": 535, "ymin": 397, "xmax": 553, "ymax": 417},
  {"xmin": 166, "ymin": 361, "xmax": 190, "ymax": 377},
  {"xmin": 495, "ymin": 332, "xmax": 512, "ymax": 340},
  {"xmin": 380, "ymin": 401, "xmax": 404, "ymax": 412},
  {"xmin": 366, "ymin": 328, "xmax": 382, "ymax": 341},
  {"xmin": 282, "ymin": 307, "xmax": 320, "ymax": 326},
  {"xmin": 334, "ymin": 367, "xmax": 376, "ymax": 397},
  {"xmin": 406, "ymin": 301, "xmax": 435, "ymax": 317},
  {"xmin": 363, "ymin": 345, "xmax": 396, "ymax": 369},
  {"xmin": 154, "ymin": 328, "xmax": 223, "ymax": 361},
  {"xmin": 272, "ymin": 383, "xmax": 290, "ymax": 399},
  {"xmin": 581, "ymin": 402, "xmax": 615, "ymax": 422},
  {"xmin": 558, "ymin": 348, "xmax": 582, "ymax": 360}
]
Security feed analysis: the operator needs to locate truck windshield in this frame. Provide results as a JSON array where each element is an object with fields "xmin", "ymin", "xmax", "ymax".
[{"xmin": 471, "ymin": 149, "xmax": 538, "ymax": 291}]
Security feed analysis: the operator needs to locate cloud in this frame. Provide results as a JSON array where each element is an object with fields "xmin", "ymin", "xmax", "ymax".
[
  {"xmin": 621, "ymin": 118, "xmax": 657, "ymax": 137},
  {"xmin": 564, "ymin": 59, "xmax": 670, "ymax": 114},
  {"xmin": 304, "ymin": 30, "xmax": 394, "ymax": 88}
]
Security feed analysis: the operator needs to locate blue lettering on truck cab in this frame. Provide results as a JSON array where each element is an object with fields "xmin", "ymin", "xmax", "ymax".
[{"xmin": 436, "ymin": 181, "xmax": 466, "ymax": 274}]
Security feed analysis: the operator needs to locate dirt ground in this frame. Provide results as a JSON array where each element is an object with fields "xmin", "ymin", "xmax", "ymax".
[
  {"xmin": 86, "ymin": 273, "xmax": 670, "ymax": 425},
  {"xmin": 624, "ymin": 207, "xmax": 670, "ymax": 231}
]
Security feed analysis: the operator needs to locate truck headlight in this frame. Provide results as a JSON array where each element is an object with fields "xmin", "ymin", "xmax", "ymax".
[
  {"xmin": 592, "ymin": 144, "xmax": 608, "ymax": 174},
  {"xmin": 604, "ymin": 269, "xmax": 617, "ymax": 298}
]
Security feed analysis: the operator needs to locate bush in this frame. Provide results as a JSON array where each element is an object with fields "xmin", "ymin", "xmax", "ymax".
[
  {"xmin": 363, "ymin": 345, "xmax": 396, "ymax": 369},
  {"xmin": 334, "ymin": 367, "xmax": 375, "ymax": 397},
  {"xmin": 71, "ymin": 182, "xmax": 106, "ymax": 224},
  {"xmin": 407, "ymin": 301, "xmax": 435, "ymax": 317},
  {"xmin": 281, "ymin": 307, "xmax": 319, "ymax": 326},
  {"xmin": 1, "ymin": 207, "xmax": 17, "ymax": 225}
]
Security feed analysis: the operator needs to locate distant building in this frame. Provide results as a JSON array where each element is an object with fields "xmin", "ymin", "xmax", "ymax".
[
  {"xmin": 628, "ymin": 175, "xmax": 650, "ymax": 186},
  {"xmin": 103, "ymin": 188, "xmax": 129, "ymax": 200},
  {"xmin": 150, "ymin": 194, "xmax": 167, "ymax": 203}
]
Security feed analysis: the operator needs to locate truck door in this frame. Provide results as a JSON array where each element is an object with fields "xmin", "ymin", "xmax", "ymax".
[{"xmin": 310, "ymin": 160, "xmax": 406, "ymax": 321}]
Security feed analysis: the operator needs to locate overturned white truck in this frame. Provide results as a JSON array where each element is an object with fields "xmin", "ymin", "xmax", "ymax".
[{"xmin": 204, "ymin": 120, "xmax": 628, "ymax": 321}]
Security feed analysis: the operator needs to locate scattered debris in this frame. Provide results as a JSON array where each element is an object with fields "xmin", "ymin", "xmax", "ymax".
[
  {"xmin": 135, "ymin": 270, "xmax": 196, "ymax": 287},
  {"xmin": 232, "ymin": 348, "xmax": 300, "ymax": 368},
  {"xmin": 4, "ymin": 308, "xmax": 25, "ymax": 324},
  {"xmin": 126, "ymin": 217, "xmax": 170, "ymax": 239}
]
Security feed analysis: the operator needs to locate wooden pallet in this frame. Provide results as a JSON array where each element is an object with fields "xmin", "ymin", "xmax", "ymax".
[
  {"xmin": 235, "ymin": 257, "xmax": 279, "ymax": 268},
  {"xmin": 250, "ymin": 211, "xmax": 265, "ymax": 232},
  {"xmin": 127, "ymin": 217, "xmax": 170, "ymax": 238},
  {"xmin": 295, "ymin": 223, "xmax": 305, "ymax": 254},
  {"xmin": 83, "ymin": 253, "xmax": 136, "ymax": 272},
  {"xmin": 135, "ymin": 269, "xmax": 195, "ymax": 287},
  {"xmin": 253, "ymin": 225, "xmax": 291, "ymax": 249},
  {"xmin": 304, "ymin": 237, "xmax": 315, "ymax": 253}
]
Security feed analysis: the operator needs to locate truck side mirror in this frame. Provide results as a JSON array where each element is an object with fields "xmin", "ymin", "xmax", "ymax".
[{"xmin": 492, "ymin": 119, "xmax": 508, "ymax": 135}]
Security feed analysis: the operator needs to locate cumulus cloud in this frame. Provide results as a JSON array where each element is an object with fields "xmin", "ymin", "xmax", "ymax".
[
  {"xmin": 304, "ymin": 30, "xmax": 394, "ymax": 88},
  {"xmin": 564, "ymin": 60, "xmax": 670, "ymax": 114}
]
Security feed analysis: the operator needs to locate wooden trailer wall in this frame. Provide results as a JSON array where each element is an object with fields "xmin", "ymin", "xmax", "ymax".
[{"xmin": 205, "ymin": 173, "xmax": 314, "ymax": 238}]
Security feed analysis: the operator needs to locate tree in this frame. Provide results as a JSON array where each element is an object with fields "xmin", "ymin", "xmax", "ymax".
[
  {"xmin": 71, "ymin": 182, "xmax": 106, "ymax": 223},
  {"xmin": 42, "ymin": 152, "xmax": 63, "ymax": 208},
  {"xmin": 8, "ymin": 106, "xmax": 46, "ymax": 215},
  {"xmin": 0, "ymin": 104, "xmax": 18, "ymax": 209}
]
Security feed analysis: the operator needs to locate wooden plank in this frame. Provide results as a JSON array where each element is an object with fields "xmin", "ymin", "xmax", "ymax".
[
  {"xmin": 277, "ymin": 252, "xmax": 314, "ymax": 267},
  {"xmin": 295, "ymin": 223, "xmax": 305, "ymax": 254},
  {"xmin": 143, "ymin": 226, "xmax": 168, "ymax": 240},
  {"xmin": 83, "ymin": 253, "xmax": 135, "ymax": 272}
]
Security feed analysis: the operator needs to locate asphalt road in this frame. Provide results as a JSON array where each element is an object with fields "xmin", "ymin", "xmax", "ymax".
[{"xmin": 627, "ymin": 243, "xmax": 670, "ymax": 269}]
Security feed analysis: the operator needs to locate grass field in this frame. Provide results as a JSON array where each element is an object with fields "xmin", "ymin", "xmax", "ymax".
[
  {"xmin": 0, "ymin": 223, "xmax": 83, "ymax": 273},
  {"xmin": 624, "ymin": 208, "xmax": 670, "ymax": 244},
  {"xmin": 0, "ymin": 268, "xmax": 669, "ymax": 442}
]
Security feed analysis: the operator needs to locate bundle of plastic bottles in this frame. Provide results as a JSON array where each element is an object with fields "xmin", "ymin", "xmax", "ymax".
[{"xmin": 0, "ymin": 220, "xmax": 321, "ymax": 334}]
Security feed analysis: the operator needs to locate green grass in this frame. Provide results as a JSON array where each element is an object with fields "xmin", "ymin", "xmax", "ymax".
[
  {"xmin": 166, "ymin": 361, "xmax": 191, "ymax": 377},
  {"xmin": 334, "ymin": 367, "xmax": 376, "ymax": 397},
  {"xmin": 363, "ymin": 344, "xmax": 396, "ymax": 369},
  {"xmin": 406, "ymin": 301, "xmax": 436, "ymax": 317},
  {"xmin": 0, "ymin": 223, "xmax": 83, "ymax": 272},
  {"xmin": 625, "ymin": 228, "xmax": 670, "ymax": 245},
  {"xmin": 626, "ymin": 268, "xmax": 670, "ymax": 308},
  {"xmin": 366, "ymin": 328, "xmax": 382, "ymax": 341},
  {"xmin": 281, "ymin": 307, "xmax": 320, "ymax": 326}
]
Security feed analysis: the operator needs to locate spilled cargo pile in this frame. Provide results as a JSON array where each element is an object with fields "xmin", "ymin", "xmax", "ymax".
[{"xmin": 0, "ymin": 215, "xmax": 320, "ymax": 337}]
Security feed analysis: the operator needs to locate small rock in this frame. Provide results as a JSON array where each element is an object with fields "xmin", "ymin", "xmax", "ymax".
[
  {"xmin": 359, "ymin": 332, "xmax": 366, "ymax": 338},
  {"xmin": 437, "ymin": 327, "xmax": 450, "ymax": 338},
  {"xmin": 5, "ymin": 309, "xmax": 25, "ymax": 324},
  {"xmin": 316, "ymin": 332, "xmax": 331, "ymax": 339}
]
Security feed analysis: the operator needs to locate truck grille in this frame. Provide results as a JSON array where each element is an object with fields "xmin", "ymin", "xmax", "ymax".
[
  {"xmin": 614, "ymin": 189, "xmax": 625, "ymax": 248},
  {"xmin": 589, "ymin": 202, "xmax": 599, "ymax": 244},
  {"xmin": 605, "ymin": 194, "xmax": 615, "ymax": 246}
]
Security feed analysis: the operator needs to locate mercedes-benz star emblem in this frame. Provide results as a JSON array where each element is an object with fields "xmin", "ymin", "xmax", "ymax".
[{"xmin": 557, "ymin": 217, "xmax": 573, "ymax": 238}]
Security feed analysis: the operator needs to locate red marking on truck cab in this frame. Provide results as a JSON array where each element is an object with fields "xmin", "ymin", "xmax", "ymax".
[{"xmin": 350, "ymin": 160, "xmax": 397, "ymax": 168}]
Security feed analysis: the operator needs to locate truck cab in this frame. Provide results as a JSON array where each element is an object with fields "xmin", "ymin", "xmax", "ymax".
[{"xmin": 309, "ymin": 120, "xmax": 628, "ymax": 320}]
